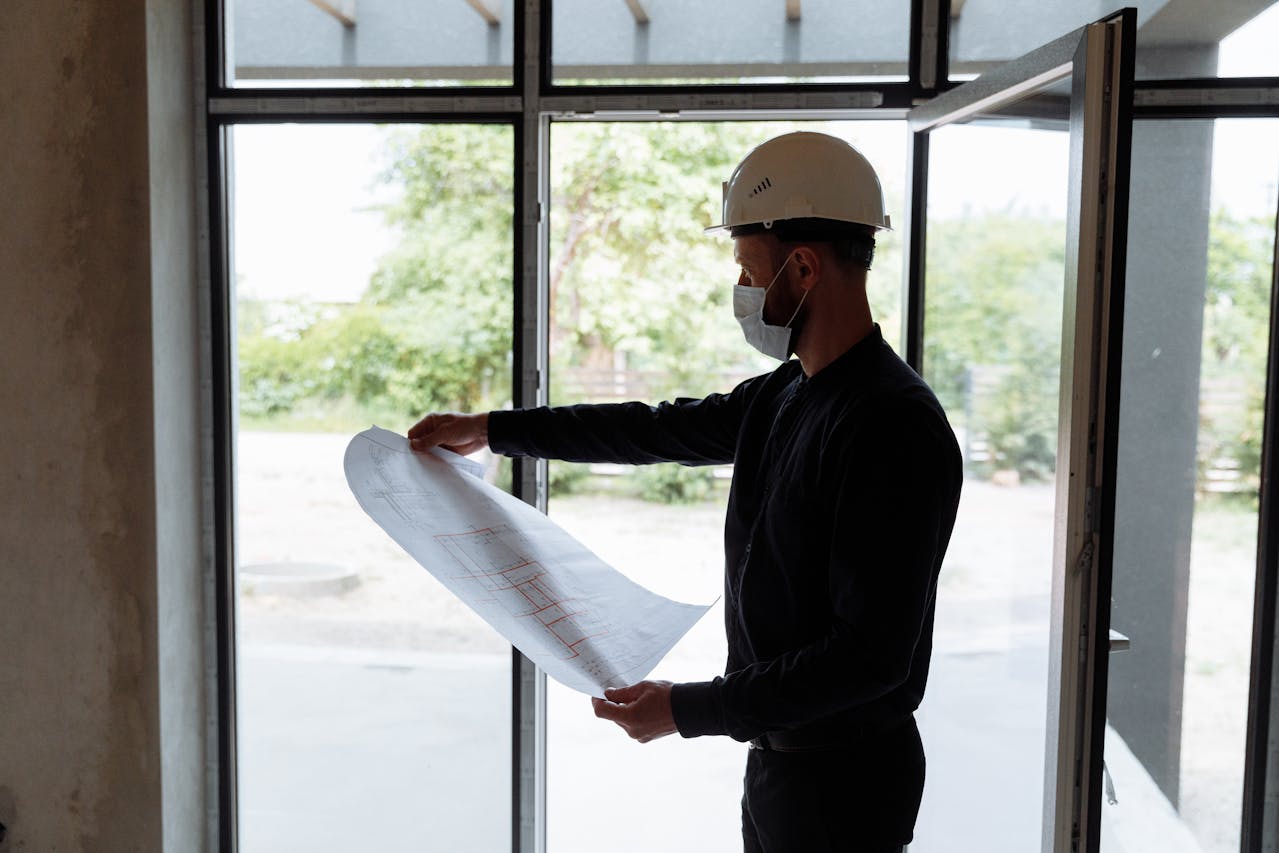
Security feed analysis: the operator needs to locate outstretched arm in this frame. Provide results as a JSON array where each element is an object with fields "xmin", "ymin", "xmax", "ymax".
[{"xmin": 408, "ymin": 372, "xmax": 773, "ymax": 467}]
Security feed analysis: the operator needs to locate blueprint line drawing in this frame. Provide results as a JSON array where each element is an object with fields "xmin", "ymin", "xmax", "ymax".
[
  {"xmin": 435, "ymin": 525, "xmax": 609, "ymax": 661},
  {"xmin": 343, "ymin": 426, "xmax": 711, "ymax": 695}
]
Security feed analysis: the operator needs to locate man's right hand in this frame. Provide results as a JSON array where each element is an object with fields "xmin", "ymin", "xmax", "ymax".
[{"xmin": 407, "ymin": 412, "xmax": 490, "ymax": 456}]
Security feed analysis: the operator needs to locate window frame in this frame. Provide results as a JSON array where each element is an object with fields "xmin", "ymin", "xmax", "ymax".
[{"xmin": 199, "ymin": 2, "xmax": 1279, "ymax": 851}]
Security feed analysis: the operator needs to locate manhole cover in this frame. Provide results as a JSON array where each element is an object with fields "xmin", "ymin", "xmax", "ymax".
[{"xmin": 239, "ymin": 562, "xmax": 360, "ymax": 598}]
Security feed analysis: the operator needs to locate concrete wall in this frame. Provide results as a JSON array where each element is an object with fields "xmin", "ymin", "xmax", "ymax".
[{"xmin": 0, "ymin": 1, "xmax": 206, "ymax": 850}]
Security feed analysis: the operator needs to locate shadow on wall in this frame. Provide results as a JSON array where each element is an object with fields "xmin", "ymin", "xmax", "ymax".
[{"xmin": 0, "ymin": 783, "xmax": 12, "ymax": 849}]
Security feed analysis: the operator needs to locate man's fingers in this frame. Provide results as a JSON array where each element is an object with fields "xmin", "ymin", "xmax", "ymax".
[
  {"xmin": 604, "ymin": 682, "xmax": 644, "ymax": 704},
  {"xmin": 592, "ymin": 696, "xmax": 622, "ymax": 721},
  {"xmin": 408, "ymin": 413, "xmax": 487, "ymax": 455},
  {"xmin": 415, "ymin": 426, "xmax": 454, "ymax": 450},
  {"xmin": 407, "ymin": 414, "xmax": 444, "ymax": 440},
  {"xmin": 409, "ymin": 419, "xmax": 462, "ymax": 451}
]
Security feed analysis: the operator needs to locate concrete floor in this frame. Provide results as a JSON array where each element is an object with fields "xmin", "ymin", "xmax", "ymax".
[
  {"xmin": 237, "ymin": 637, "xmax": 1047, "ymax": 853},
  {"xmin": 234, "ymin": 433, "xmax": 1239, "ymax": 852},
  {"xmin": 237, "ymin": 636, "xmax": 1211, "ymax": 853}
]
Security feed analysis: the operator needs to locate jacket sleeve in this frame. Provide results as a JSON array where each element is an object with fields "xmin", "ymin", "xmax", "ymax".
[
  {"xmin": 670, "ymin": 398, "xmax": 963, "ymax": 740},
  {"xmin": 486, "ymin": 377, "xmax": 767, "ymax": 467}
]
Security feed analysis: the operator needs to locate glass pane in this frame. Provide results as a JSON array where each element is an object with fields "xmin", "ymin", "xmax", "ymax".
[
  {"xmin": 229, "ymin": 124, "xmax": 514, "ymax": 851},
  {"xmin": 947, "ymin": 1, "xmax": 1279, "ymax": 81},
  {"xmin": 551, "ymin": 0, "xmax": 909, "ymax": 85},
  {"xmin": 544, "ymin": 119, "xmax": 906, "ymax": 851},
  {"xmin": 227, "ymin": 0, "xmax": 514, "ymax": 88},
  {"xmin": 1101, "ymin": 118, "xmax": 1279, "ymax": 852},
  {"xmin": 912, "ymin": 99, "xmax": 1072, "ymax": 850}
]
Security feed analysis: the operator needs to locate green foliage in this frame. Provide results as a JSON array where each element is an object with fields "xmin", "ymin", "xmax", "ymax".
[
  {"xmin": 919, "ymin": 208, "xmax": 1273, "ymax": 488},
  {"xmin": 548, "ymin": 461, "xmax": 592, "ymax": 498},
  {"xmin": 1198, "ymin": 210, "xmax": 1273, "ymax": 501},
  {"xmin": 921, "ymin": 213, "xmax": 1066, "ymax": 481},
  {"xmin": 236, "ymin": 125, "xmax": 514, "ymax": 432},
  {"xmin": 238, "ymin": 330, "xmax": 322, "ymax": 417},
  {"xmin": 628, "ymin": 463, "xmax": 718, "ymax": 504},
  {"xmin": 237, "ymin": 122, "xmax": 905, "ymax": 443},
  {"xmin": 234, "ymin": 122, "xmax": 1274, "ymax": 506},
  {"xmin": 547, "ymin": 122, "xmax": 766, "ymax": 401}
]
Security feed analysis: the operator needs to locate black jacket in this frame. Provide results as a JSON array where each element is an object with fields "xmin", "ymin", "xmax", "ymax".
[{"xmin": 487, "ymin": 326, "xmax": 962, "ymax": 743}]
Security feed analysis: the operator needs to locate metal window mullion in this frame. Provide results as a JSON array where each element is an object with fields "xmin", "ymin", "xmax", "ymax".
[
  {"xmin": 207, "ymin": 116, "xmax": 239, "ymax": 853},
  {"xmin": 902, "ymin": 130, "xmax": 929, "ymax": 372},
  {"xmin": 512, "ymin": 2, "xmax": 548, "ymax": 853},
  {"xmin": 1133, "ymin": 79, "xmax": 1279, "ymax": 120},
  {"xmin": 1244, "ymin": 165, "xmax": 1279, "ymax": 853},
  {"xmin": 1081, "ymin": 11, "xmax": 1137, "ymax": 850},
  {"xmin": 910, "ymin": 0, "xmax": 946, "ymax": 95},
  {"xmin": 207, "ymin": 94, "xmax": 523, "ymax": 117}
]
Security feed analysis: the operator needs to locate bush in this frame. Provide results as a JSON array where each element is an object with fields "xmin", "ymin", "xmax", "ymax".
[
  {"xmin": 548, "ymin": 462, "xmax": 592, "ymax": 498},
  {"xmin": 629, "ymin": 463, "xmax": 717, "ymax": 504}
]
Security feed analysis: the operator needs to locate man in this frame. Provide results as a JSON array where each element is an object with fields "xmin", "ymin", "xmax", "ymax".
[{"xmin": 409, "ymin": 131, "xmax": 962, "ymax": 852}]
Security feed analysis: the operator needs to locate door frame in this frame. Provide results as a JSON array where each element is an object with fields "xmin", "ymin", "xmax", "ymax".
[{"xmin": 903, "ymin": 10, "xmax": 1135, "ymax": 851}]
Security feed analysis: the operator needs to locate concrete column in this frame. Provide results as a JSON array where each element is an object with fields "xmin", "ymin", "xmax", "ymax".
[
  {"xmin": 1107, "ymin": 45, "xmax": 1218, "ymax": 807},
  {"xmin": 0, "ymin": 1, "xmax": 206, "ymax": 850}
]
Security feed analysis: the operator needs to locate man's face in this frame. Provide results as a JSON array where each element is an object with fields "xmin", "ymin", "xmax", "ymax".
[
  {"xmin": 732, "ymin": 234, "xmax": 797, "ymax": 327},
  {"xmin": 732, "ymin": 234, "xmax": 784, "ymax": 291}
]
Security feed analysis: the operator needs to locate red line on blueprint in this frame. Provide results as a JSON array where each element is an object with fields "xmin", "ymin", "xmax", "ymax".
[
  {"xmin": 447, "ymin": 568, "xmax": 541, "ymax": 587},
  {"xmin": 523, "ymin": 600, "xmax": 567, "ymax": 616},
  {"xmin": 434, "ymin": 526, "xmax": 613, "ymax": 661},
  {"xmin": 567, "ymin": 630, "xmax": 610, "ymax": 649}
]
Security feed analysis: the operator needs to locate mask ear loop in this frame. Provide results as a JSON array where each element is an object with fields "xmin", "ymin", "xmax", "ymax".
[
  {"xmin": 783, "ymin": 288, "xmax": 810, "ymax": 328},
  {"xmin": 766, "ymin": 252, "xmax": 809, "ymax": 329},
  {"xmin": 762, "ymin": 252, "xmax": 793, "ymax": 297}
]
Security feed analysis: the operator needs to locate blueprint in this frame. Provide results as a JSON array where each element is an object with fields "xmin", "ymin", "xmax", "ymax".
[{"xmin": 343, "ymin": 426, "xmax": 712, "ymax": 696}]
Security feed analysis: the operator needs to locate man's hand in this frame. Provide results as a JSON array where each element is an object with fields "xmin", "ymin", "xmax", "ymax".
[
  {"xmin": 408, "ymin": 412, "xmax": 490, "ymax": 456},
  {"xmin": 591, "ymin": 680, "xmax": 678, "ymax": 743}
]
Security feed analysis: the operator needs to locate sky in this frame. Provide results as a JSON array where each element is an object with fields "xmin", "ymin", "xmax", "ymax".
[{"xmin": 231, "ymin": 6, "xmax": 1279, "ymax": 304}]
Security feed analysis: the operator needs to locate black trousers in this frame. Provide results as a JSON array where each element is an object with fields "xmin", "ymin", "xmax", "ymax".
[{"xmin": 741, "ymin": 718, "xmax": 924, "ymax": 853}]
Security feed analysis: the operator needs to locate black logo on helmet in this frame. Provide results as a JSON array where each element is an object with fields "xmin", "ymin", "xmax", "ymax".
[{"xmin": 748, "ymin": 177, "xmax": 773, "ymax": 198}]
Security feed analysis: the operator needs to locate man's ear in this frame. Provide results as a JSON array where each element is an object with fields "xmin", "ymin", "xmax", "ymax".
[{"xmin": 792, "ymin": 245, "xmax": 822, "ymax": 290}]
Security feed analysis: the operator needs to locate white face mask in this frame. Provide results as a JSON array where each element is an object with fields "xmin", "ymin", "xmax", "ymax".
[{"xmin": 733, "ymin": 253, "xmax": 810, "ymax": 361}]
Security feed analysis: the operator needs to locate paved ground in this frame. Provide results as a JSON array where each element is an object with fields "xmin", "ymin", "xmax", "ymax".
[{"xmin": 235, "ymin": 431, "xmax": 1254, "ymax": 852}]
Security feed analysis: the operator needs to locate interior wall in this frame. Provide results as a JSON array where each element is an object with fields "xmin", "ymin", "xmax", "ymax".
[{"xmin": 0, "ymin": 1, "xmax": 205, "ymax": 850}]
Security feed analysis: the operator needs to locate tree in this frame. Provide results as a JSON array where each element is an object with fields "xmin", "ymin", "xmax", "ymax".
[
  {"xmin": 1199, "ymin": 210, "xmax": 1274, "ymax": 500},
  {"xmin": 921, "ymin": 212, "xmax": 1066, "ymax": 481},
  {"xmin": 547, "ymin": 122, "xmax": 766, "ymax": 401},
  {"xmin": 237, "ymin": 123, "xmax": 1276, "ymax": 499}
]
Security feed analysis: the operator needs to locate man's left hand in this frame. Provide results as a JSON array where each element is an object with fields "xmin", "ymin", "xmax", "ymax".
[{"xmin": 591, "ymin": 680, "xmax": 678, "ymax": 743}]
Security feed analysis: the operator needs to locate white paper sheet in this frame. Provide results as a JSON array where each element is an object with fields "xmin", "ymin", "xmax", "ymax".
[{"xmin": 343, "ymin": 426, "xmax": 712, "ymax": 696}]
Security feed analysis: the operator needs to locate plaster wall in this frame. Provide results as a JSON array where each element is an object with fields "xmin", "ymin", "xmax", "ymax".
[{"xmin": 0, "ymin": 1, "xmax": 204, "ymax": 850}]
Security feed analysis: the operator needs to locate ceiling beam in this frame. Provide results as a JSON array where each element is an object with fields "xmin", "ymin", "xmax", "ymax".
[
  {"xmin": 785, "ymin": 0, "xmax": 801, "ymax": 22},
  {"xmin": 1139, "ymin": 0, "xmax": 1275, "ymax": 45},
  {"xmin": 624, "ymin": 0, "xmax": 650, "ymax": 25},
  {"xmin": 306, "ymin": 0, "xmax": 355, "ymax": 28},
  {"xmin": 465, "ymin": 0, "xmax": 500, "ymax": 26}
]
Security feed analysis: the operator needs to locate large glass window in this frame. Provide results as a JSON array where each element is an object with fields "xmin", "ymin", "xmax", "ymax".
[
  {"xmin": 948, "ymin": 1, "xmax": 1279, "ymax": 81},
  {"xmin": 1101, "ymin": 118, "xmax": 1279, "ymax": 853},
  {"xmin": 551, "ymin": 0, "xmax": 910, "ymax": 85},
  {"xmin": 229, "ymin": 123, "xmax": 515, "ymax": 852},
  {"xmin": 542, "ymin": 119, "xmax": 906, "ymax": 852},
  {"xmin": 210, "ymin": 4, "xmax": 1279, "ymax": 850},
  {"xmin": 227, "ymin": 0, "xmax": 515, "ymax": 88},
  {"xmin": 911, "ymin": 107, "xmax": 1071, "ymax": 852}
]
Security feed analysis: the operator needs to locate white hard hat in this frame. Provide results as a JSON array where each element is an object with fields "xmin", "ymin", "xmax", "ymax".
[{"xmin": 706, "ymin": 131, "xmax": 892, "ymax": 234}]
